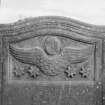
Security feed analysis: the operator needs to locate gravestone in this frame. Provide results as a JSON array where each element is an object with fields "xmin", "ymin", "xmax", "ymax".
[{"xmin": 0, "ymin": 16, "xmax": 105, "ymax": 105}]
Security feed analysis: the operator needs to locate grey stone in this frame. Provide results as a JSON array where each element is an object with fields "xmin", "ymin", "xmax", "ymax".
[{"xmin": 0, "ymin": 16, "xmax": 105, "ymax": 105}]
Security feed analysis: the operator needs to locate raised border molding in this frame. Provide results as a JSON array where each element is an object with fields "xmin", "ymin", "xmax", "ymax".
[{"xmin": 0, "ymin": 16, "xmax": 105, "ymax": 38}]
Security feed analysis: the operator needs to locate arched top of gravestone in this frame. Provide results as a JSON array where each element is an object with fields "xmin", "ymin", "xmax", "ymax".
[{"xmin": 0, "ymin": 16, "xmax": 105, "ymax": 37}]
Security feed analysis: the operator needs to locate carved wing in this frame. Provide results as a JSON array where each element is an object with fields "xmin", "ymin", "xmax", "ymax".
[
  {"xmin": 9, "ymin": 45, "xmax": 45, "ymax": 65},
  {"xmin": 9, "ymin": 44, "xmax": 93, "ymax": 76},
  {"xmin": 61, "ymin": 46, "xmax": 93, "ymax": 63},
  {"xmin": 9, "ymin": 45, "xmax": 67, "ymax": 76}
]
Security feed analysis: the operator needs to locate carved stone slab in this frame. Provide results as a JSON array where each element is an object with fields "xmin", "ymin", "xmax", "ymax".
[
  {"xmin": 7, "ymin": 35, "xmax": 95, "ymax": 82},
  {"xmin": 0, "ymin": 16, "xmax": 104, "ymax": 105}
]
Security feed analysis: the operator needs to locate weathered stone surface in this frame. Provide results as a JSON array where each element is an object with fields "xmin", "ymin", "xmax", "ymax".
[
  {"xmin": 0, "ymin": 16, "xmax": 104, "ymax": 105},
  {"xmin": 102, "ymin": 41, "xmax": 105, "ymax": 105},
  {"xmin": 0, "ymin": 37, "xmax": 2, "ymax": 105},
  {"xmin": 3, "ymin": 84, "xmax": 62, "ymax": 105},
  {"xmin": 60, "ymin": 84, "xmax": 102, "ymax": 105}
]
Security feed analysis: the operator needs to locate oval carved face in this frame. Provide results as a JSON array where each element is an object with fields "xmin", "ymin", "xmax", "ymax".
[{"xmin": 43, "ymin": 36, "xmax": 61, "ymax": 56}]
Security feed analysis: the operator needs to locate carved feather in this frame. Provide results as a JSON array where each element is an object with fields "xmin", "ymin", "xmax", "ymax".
[
  {"xmin": 9, "ymin": 45, "xmax": 67, "ymax": 76},
  {"xmin": 9, "ymin": 45, "xmax": 93, "ymax": 76}
]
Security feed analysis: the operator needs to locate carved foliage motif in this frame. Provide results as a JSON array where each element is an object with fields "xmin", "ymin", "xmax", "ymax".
[{"xmin": 8, "ymin": 35, "xmax": 94, "ymax": 81}]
